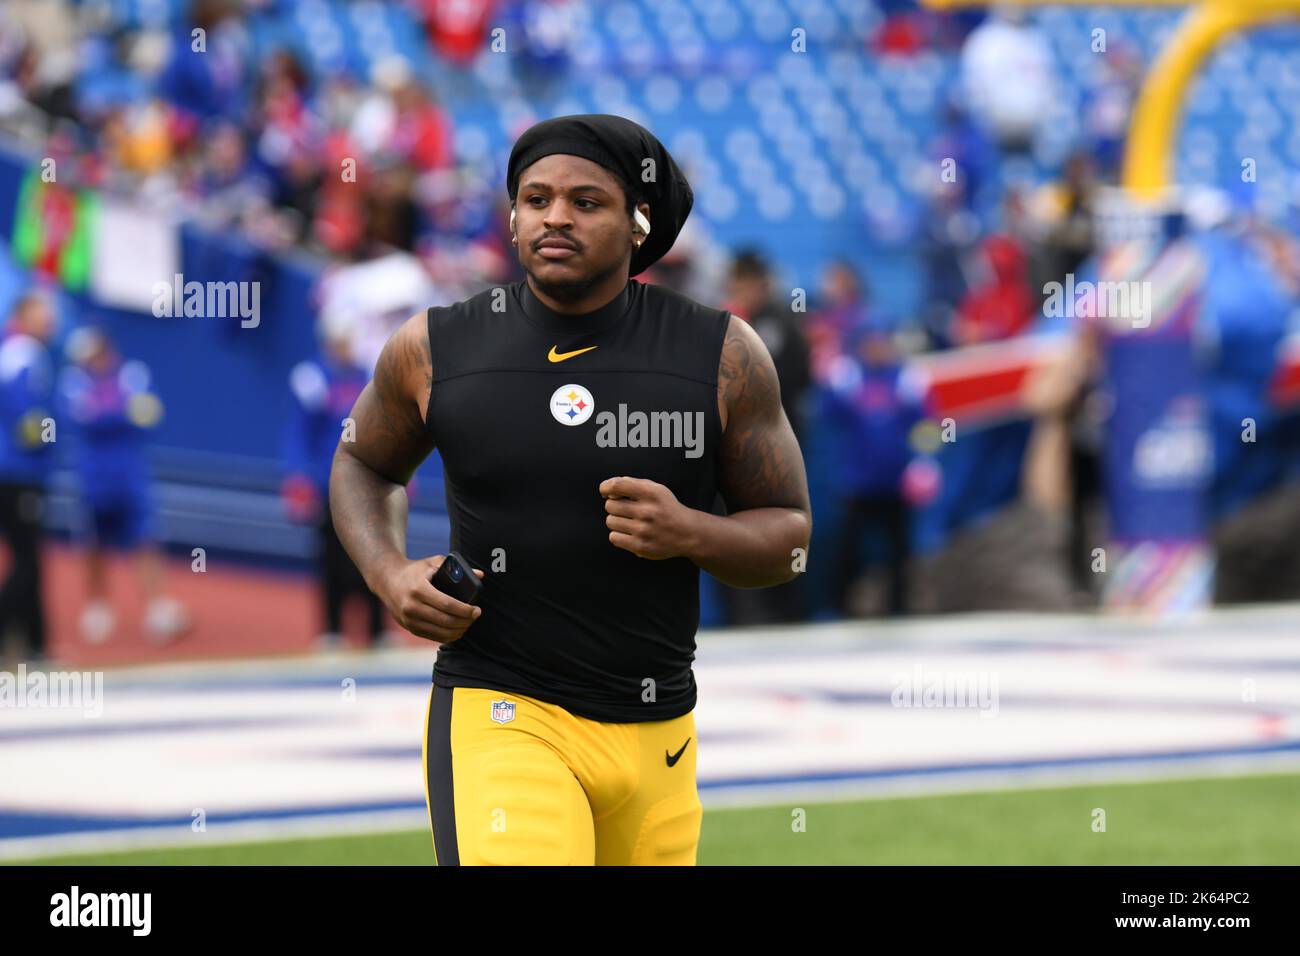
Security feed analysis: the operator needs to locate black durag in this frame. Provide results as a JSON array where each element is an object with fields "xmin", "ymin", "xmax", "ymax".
[{"xmin": 507, "ymin": 114, "xmax": 694, "ymax": 276}]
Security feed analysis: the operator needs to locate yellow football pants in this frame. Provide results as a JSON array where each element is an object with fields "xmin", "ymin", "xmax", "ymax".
[{"xmin": 422, "ymin": 684, "xmax": 702, "ymax": 865}]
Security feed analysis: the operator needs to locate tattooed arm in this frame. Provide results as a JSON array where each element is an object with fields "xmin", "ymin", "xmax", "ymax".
[
  {"xmin": 329, "ymin": 312, "xmax": 482, "ymax": 641},
  {"xmin": 681, "ymin": 314, "xmax": 812, "ymax": 587},
  {"xmin": 603, "ymin": 316, "xmax": 811, "ymax": 586}
]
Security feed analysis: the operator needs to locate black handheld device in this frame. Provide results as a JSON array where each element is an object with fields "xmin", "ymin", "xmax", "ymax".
[{"xmin": 429, "ymin": 551, "xmax": 483, "ymax": 605}]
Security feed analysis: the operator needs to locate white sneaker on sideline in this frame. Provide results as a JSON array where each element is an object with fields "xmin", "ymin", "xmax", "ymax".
[
  {"xmin": 145, "ymin": 597, "xmax": 191, "ymax": 645},
  {"xmin": 80, "ymin": 600, "xmax": 116, "ymax": 644},
  {"xmin": 314, "ymin": 631, "xmax": 345, "ymax": 652}
]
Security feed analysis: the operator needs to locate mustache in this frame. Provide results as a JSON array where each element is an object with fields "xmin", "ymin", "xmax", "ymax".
[{"xmin": 533, "ymin": 233, "xmax": 582, "ymax": 251}]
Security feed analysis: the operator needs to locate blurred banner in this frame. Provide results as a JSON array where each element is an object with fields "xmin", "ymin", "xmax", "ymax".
[
  {"xmin": 90, "ymin": 196, "xmax": 179, "ymax": 312},
  {"xmin": 11, "ymin": 167, "xmax": 94, "ymax": 291}
]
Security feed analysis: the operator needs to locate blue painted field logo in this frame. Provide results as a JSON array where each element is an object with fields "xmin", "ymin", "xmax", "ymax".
[
  {"xmin": 50, "ymin": 886, "xmax": 150, "ymax": 936},
  {"xmin": 0, "ymin": 664, "xmax": 103, "ymax": 718},
  {"xmin": 151, "ymin": 273, "xmax": 261, "ymax": 328},
  {"xmin": 595, "ymin": 405, "xmax": 705, "ymax": 459},
  {"xmin": 1043, "ymin": 273, "xmax": 1152, "ymax": 328},
  {"xmin": 890, "ymin": 666, "xmax": 999, "ymax": 718}
]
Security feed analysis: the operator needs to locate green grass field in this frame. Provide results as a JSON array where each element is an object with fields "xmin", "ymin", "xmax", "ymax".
[{"xmin": 13, "ymin": 772, "xmax": 1299, "ymax": 865}]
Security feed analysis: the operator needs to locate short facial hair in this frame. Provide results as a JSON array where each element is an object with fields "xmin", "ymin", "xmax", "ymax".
[{"xmin": 524, "ymin": 256, "xmax": 625, "ymax": 306}]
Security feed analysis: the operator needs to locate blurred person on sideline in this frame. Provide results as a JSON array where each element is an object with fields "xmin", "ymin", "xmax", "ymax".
[
  {"xmin": 0, "ymin": 292, "xmax": 57, "ymax": 664},
  {"xmin": 283, "ymin": 312, "xmax": 392, "ymax": 651},
  {"xmin": 313, "ymin": 74, "xmax": 369, "ymax": 256},
  {"xmin": 807, "ymin": 258, "xmax": 872, "ymax": 380},
  {"xmin": 351, "ymin": 58, "xmax": 455, "ymax": 176},
  {"xmin": 928, "ymin": 98, "xmax": 998, "ymax": 220},
  {"xmin": 99, "ymin": 98, "xmax": 175, "ymax": 177},
  {"xmin": 953, "ymin": 233, "xmax": 1036, "ymax": 345},
  {"xmin": 249, "ymin": 49, "xmax": 320, "ymax": 244},
  {"xmin": 723, "ymin": 249, "xmax": 811, "ymax": 440},
  {"xmin": 920, "ymin": 177, "xmax": 979, "ymax": 350},
  {"xmin": 1021, "ymin": 322, "xmax": 1105, "ymax": 603},
  {"xmin": 1023, "ymin": 199, "xmax": 1203, "ymax": 603},
  {"xmin": 156, "ymin": 0, "xmax": 250, "ymax": 135},
  {"xmin": 503, "ymin": 0, "xmax": 578, "ymax": 95},
  {"xmin": 0, "ymin": 1, "xmax": 79, "ymax": 137},
  {"xmin": 818, "ymin": 318, "xmax": 931, "ymax": 617},
  {"xmin": 637, "ymin": 218, "xmax": 726, "ymax": 305},
  {"xmin": 360, "ymin": 151, "xmax": 421, "ymax": 253},
  {"xmin": 1082, "ymin": 44, "xmax": 1143, "ymax": 182},
  {"xmin": 388, "ymin": 69, "xmax": 455, "ymax": 175},
  {"xmin": 1027, "ymin": 149, "xmax": 1100, "ymax": 300},
  {"xmin": 719, "ymin": 248, "xmax": 813, "ymax": 624},
  {"xmin": 960, "ymin": 6, "xmax": 1056, "ymax": 157},
  {"xmin": 1190, "ymin": 188, "xmax": 1300, "ymax": 600},
  {"xmin": 60, "ymin": 327, "xmax": 191, "ymax": 644},
  {"xmin": 421, "ymin": 0, "xmax": 495, "ymax": 67},
  {"xmin": 1021, "ymin": 187, "xmax": 1300, "ymax": 603}
]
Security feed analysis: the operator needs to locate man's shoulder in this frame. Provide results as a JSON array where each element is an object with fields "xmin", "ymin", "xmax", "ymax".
[
  {"xmin": 417, "ymin": 284, "xmax": 525, "ymax": 384},
  {"xmin": 637, "ymin": 284, "xmax": 734, "ymax": 372},
  {"xmin": 637, "ymin": 279, "xmax": 728, "ymax": 324},
  {"xmin": 426, "ymin": 282, "xmax": 523, "ymax": 325}
]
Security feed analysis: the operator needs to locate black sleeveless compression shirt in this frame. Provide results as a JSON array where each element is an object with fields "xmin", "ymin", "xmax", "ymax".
[{"xmin": 423, "ymin": 278, "xmax": 730, "ymax": 721}]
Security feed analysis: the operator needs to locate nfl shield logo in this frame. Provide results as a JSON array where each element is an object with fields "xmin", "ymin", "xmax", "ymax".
[{"xmin": 490, "ymin": 699, "xmax": 515, "ymax": 724}]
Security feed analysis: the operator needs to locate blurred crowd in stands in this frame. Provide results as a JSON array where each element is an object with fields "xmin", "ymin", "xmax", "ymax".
[{"xmin": 0, "ymin": 0, "xmax": 536, "ymax": 298}]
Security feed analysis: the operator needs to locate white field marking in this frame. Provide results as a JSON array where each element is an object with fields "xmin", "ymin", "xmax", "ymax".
[
  {"xmin": 1, "ymin": 605, "xmax": 1298, "ymax": 858},
  {"xmin": 0, "ymin": 809, "xmax": 428, "ymax": 862}
]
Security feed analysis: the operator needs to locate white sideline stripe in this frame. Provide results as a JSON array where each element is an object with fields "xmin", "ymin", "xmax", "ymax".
[
  {"xmin": 0, "ymin": 809, "xmax": 430, "ymax": 862},
  {"xmin": 701, "ymin": 752, "xmax": 1300, "ymax": 809}
]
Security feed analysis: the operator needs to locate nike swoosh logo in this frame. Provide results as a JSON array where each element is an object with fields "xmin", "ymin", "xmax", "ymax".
[
  {"xmin": 548, "ymin": 345, "xmax": 598, "ymax": 363},
  {"xmin": 665, "ymin": 738, "xmax": 691, "ymax": 767}
]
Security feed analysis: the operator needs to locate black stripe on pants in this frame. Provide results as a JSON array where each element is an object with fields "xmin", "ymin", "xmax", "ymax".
[{"xmin": 425, "ymin": 685, "xmax": 459, "ymax": 866}]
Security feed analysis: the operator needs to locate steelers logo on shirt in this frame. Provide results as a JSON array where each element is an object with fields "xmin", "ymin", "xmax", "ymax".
[{"xmin": 550, "ymin": 383, "xmax": 595, "ymax": 426}]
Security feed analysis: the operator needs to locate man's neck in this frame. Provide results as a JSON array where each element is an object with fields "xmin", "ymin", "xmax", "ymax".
[{"xmin": 525, "ymin": 273, "xmax": 628, "ymax": 315}]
